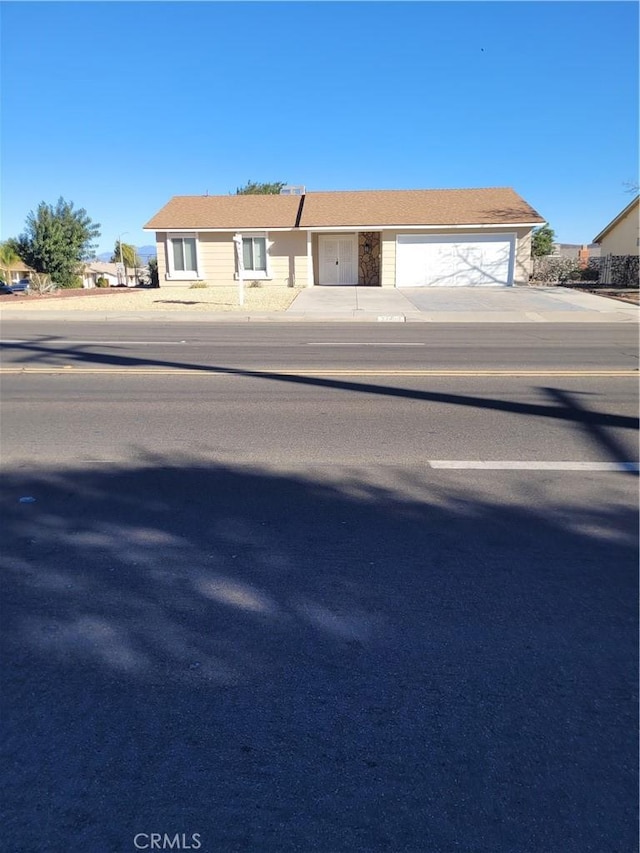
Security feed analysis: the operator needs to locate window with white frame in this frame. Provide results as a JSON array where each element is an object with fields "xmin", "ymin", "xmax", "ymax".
[
  {"xmin": 242, "ymin": 236, "xmax": 267, "ymax": 273},
  {"xmin": 167, "ymin": 234, "xmax": 199, "ymax": 278}
]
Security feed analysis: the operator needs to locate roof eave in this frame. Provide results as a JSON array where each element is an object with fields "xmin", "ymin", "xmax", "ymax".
[
  {"xmin": 593, "ymin": 195, "xmax": 639, "ymax": 244},
  {"xmin": 143, "ymin": 225, "xmax": 298, "ymax": 232},
  {"xmin": 301, "ymin": 221, "xmax": 543, "ymax": 229},
  {"xmin": 145, "ymin": 220, "xmax": 543, "ymax": 233}
]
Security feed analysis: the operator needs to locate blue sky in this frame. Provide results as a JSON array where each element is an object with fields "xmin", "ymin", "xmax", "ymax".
[{"xmin": 1, "ymin": 1, "xmax": 638, "ymax": 255}]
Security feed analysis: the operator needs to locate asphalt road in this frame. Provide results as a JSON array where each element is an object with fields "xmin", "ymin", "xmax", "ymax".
[
  {"xmin": 1, "ymin": 372, "xmax": 638, "ymax": 468},
  {"xmin": 1, "ymin": 322, "xmax": 638, "ymax": 852},
  {"xmin": 1, "ymin": 321, "xmax": 638, "ymax": 371}
]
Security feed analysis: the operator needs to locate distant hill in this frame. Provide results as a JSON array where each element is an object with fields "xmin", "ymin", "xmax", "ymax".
[
  {"xmin": 96, "ymin": 245, "xmax": 156, "ymax": 263},
  {"xmin": 136, "ymin": 245, "xmax": 157, "ymax": 260}
]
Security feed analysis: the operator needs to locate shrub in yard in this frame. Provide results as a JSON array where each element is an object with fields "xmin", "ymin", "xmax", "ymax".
[
  {"xmin": 530, "ymin": 256, "xmax": 582, "ymax": 285},
  {"xmin": 96, "ymin": 276, "xmax": 110, "ymax": 288},
  {"xmin": 604, "ymin": 255, "xmax": 639, "ymax": 287},
  {"xmin": 189, "ymin": 282, "xmax": 208, "ymax": 289},
  {"xmin": 147, "ymin": 257, "xmax": 159, "ymax": 288},
  {"xmin": 28, "ymin": 272, "xmax": 58, "ymax": 294},
  {"xmin": 578, "ymin": 261, "xmax": 600, "ymax": 282}
]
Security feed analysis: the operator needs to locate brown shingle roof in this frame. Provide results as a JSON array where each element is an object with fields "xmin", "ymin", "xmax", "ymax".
[
  {"xmin": 299, "ymin": 188, "xmax": 544, "ymax": 227},
  {"xmin": 145, "ymin": 187, "xmax": 544, "ymax": 231},
  {"xmin": 144, "ymin": 194, "xmax": 302, "ymax": 230}
]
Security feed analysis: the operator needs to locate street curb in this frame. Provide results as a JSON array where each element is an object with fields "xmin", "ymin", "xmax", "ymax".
[{"xmin": 1, "ymin": 309, "xmax": 637, "ymax": 324}]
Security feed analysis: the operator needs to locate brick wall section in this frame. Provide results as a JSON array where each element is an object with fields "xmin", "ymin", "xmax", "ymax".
[{"xmin": 578, "ymin": 245, "xmax": 590, "ymax": 268}]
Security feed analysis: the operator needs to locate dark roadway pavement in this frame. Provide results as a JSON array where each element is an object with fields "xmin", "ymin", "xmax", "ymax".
[
  {"xmin": 1, "ymin": 321, "xmax": 638, "ymax": 372},
  {"xmin": 1, "ymin": 322, "xmax": 638, "ymax": 852}
]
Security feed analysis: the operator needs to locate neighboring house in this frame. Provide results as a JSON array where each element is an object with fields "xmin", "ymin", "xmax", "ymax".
[
  {"xmin": 144, "ymin": 187, "xmax": 545, "ymax": 288},
  {"xmin": 82, "ymin": 261, "xmax": 142, "ymax": 288},
  {"xmin": 593, "ymin": 196, "xmax": 640, "ymax": 256},
  {"xmin": 1, "ymin": 262, "xmax": 34, "ymax": 285},
  {"xmin": 553, "ymin": 242, "xmax": 601, "ymax": 266}
]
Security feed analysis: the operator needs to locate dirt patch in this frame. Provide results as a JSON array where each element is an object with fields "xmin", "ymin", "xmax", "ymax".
[
  {"xmin": 1, "ymin": 287, "xmax": 138, "ymax": 303},
  {"xmin": 571, "ymin": 288, "xmax": 639, "ymax": 306},
  {"xmin": 599, "ymin": 291, "xmax": 639, "ymax": 305},
  {"xmin": 0, "ymin": 286, "xmax": 302, "ymax": 313}
]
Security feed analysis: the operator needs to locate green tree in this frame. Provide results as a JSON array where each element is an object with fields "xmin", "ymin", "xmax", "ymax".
[
  {"xmin": 13, "ymin": 198, "xmax": 100, "ymax": 288},
  {"xmin": 111, "ymin": 241, "xmax": 140, "ymax": 270},
  {"xmin": 236, "ymin": 180, "xmax": 287, "ymax": 195},
  {"xmin": 531, "ymin": 224, "xmax": 556, "ymax": 257},
  {"xmin": 147, "ymin": 257, "xmax": 159, "ymax": 288},
  {"xmin": 0, "ymin": 240, "xmax": 21, "ymax": 284}
]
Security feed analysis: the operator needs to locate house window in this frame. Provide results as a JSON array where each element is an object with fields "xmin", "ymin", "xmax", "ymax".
[
  {"xmin": 172, "ymin": 237, "xmax": 197, "ymax": 272},
  {"xmin": 242, "ymin": 236, "xmax": 267, "ymax": 272},
  {"xmin": 167, "ymin": 234, "xmax": 201, "ymax": 279}
]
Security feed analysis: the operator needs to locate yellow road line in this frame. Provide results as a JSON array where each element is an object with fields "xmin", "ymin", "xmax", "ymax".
[{"xmin": 0, "ymin": 368, "xmax": 637, "ymax": 377}]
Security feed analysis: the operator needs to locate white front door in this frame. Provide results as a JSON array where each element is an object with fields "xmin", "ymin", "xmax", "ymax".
[{"xmin": 319, "ymin": 235, "xmax": 358, "ymax": 285}]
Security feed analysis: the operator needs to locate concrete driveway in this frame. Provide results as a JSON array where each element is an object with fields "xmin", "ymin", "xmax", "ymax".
[{"xmin": 286, "ymin": 286, "xmax": 639, "ymax": 322}]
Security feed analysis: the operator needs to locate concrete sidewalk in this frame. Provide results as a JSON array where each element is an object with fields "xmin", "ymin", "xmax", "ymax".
[
  {"xmin": 284, "ymin": 286, "xmax": 639, "ymax": 323},
  {"xmin": 0, "ymin": 286, "xmax": 637, "ymax": 323}
]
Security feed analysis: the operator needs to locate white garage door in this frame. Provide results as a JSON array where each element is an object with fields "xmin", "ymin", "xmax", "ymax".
[{"xmin": 396, "ymin": 234, "xmax": 514, "ymax": 287}]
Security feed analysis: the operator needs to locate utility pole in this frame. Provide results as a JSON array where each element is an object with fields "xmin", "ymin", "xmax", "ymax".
[{"xmin": 118, "ymin": 232, "xmax": 129, "ymax": 286}]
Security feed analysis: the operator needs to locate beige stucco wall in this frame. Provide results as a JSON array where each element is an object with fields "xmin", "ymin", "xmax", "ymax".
[
  {"xmin": 515, "ymin": 229, "xmax": 532, "ymax": 283},
  {"xmin": 269, "ymin": 231, "xmax": 309, "ymax": 287},
  {"xmin": 155, "ymin": 230, "xmax": 308, "ymax": 287},
  {"xmin": 156, "ymin": 233, "xmax": 167, "ymax": 282},
  {"xmin": 155, "ymin": 226, "xmax": 537, "ymax": 288},
  {"xmin": 598, "ymin": 203, "xmax": 640, "ymax": 256},
  {"xmin": 380, "ymin": 227, "xmax": 534, "ymax": 287}
]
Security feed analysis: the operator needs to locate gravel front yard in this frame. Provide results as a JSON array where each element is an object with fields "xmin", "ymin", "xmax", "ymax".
[{"xmin": 0, "ymin": 285, "xmax": 302, "ymax": 312}]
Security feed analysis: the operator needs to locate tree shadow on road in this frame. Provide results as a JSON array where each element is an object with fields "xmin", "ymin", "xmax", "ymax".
[
  {"xmin": 2, "ymin": 336, "xmax": 638, "ymax": 471},
  {"xmin": 1, "ymin": 458, "xmax": 637, "ymax": 852}
]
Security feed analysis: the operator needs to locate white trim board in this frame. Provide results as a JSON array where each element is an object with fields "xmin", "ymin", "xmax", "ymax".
[
  {"xmin": 145, "ymin": 223, "xmax": 540, "ymax": 234},
  {"xmin": 145, "ymin": 227, "xmax": 298, "ymax": 233},
  {"xmin": 304, "ymin": 223, "xmax": 539, "ymax": 232}
]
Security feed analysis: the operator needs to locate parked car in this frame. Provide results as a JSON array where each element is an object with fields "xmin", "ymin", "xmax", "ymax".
[
  {"xmin": 0, "ymin": 283, "xmax": 17, "ymax": 295},
  {"xmin": 9, "ymin": 279, "xmax": 30, "ymax": 293}
]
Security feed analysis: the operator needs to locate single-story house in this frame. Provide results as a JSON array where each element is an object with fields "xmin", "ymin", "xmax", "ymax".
[
  {"xmin": 144, "ymin": 186, "xmax": 545, "ymax": 288},
  {"xmin": 1, "ymin": 262, "xmax": 34, "ymax": 285},
  {"xmin": 82, "ymin": 262, "xmax": 142, "ymax": 288},
  {"xmin": 593, "ymin": 195, "xmax": 640, "ymax": 257}
]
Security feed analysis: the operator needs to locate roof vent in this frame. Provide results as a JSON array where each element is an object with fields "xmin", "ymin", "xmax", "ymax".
[{"xmin": 279, "ymin": 185, "xmax": 305, "ymax": 195}]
